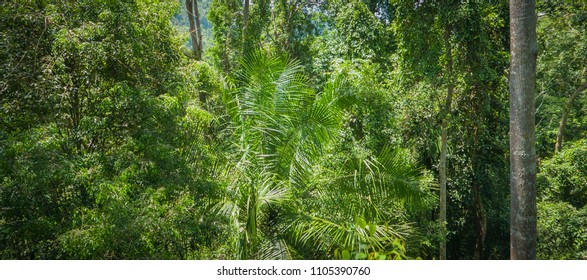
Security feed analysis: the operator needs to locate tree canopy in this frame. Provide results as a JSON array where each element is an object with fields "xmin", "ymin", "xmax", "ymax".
[{"xmin": 1, "ymin": 0, "xmax": 586, "ymax": 260}]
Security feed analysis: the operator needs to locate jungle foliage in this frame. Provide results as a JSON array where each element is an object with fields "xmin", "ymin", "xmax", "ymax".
[{"xmin": 1, "ymin": 0, "xmax": 586, "ymax": 259}]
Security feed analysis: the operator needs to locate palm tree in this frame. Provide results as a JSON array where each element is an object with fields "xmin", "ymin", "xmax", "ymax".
[
  {"xmin": 216, "ymin": 51, "xmax": 435, "ymax": 259},
  {"xmin": 217, "ymin": 51, "xmax": 342, "ymax": 259}
]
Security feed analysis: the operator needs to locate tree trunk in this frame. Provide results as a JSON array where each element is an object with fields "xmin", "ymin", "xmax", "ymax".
[
  {"xmin": 186, "ymin": 0, "xmax": 201, "ymax": 60},
  {"xmin": 509, "ymin": 0, "xmax": 538, "ymax": 260},
  {"xmin": 439, "ymin": 25, "xmax": 453, "ymax": 261},
  {"xmin": 471, "ymin": 90, "xmax": 487, "ymax": 259},
  {"xmin": 473, "ymin": 178, "xmax": 487, "ymax": 259},
  {"xmin": 242, "ymin": 0, "xmax": 250, "ymax": 54},
  {"xmin": 194, "ymin": 0, "xmax": 203, "ymax": 59},
  {"xmin": 439, "ymin": 127, "xmax": 448, "ymax": 260},
  {"xmin": 555, "ymin": 82, "xmax": 587, "ymax": 152},
  {"xmin": 243, "ymin": 0, "xmax": 250, "ymax": 29}
]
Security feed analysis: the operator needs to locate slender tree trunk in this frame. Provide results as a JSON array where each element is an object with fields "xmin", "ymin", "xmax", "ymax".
[
  {"xmin": 439, "ymin": 25, "xmax": 453, "ymax": 261},
  {"xmin": 243, "ymin": 0, "xmax": 250, "ymax": 51},
  {"xmin": 471, "ymin": 95, "xmax": 487, "ymax": 259},
  {"xmin": 555, "ymin": 82, "xmax": 587, "ymax": 152},
  {"xmin": 509, "ymin": 0, "xmax": 538, "ymax": 260},
  {"xmin": 439, "ymin": 125, "xmax": 448, "ymax": 260},
  {"xmin": 194, "ymin": 0, "xmax": 203, "ymax": 59},
  {"xmin": 473, "ymin": 177, "xmax": 487, "ymax": 259},
  {"xmin": 186, "ymin": 0, "xmax": 201, "ymax": 59},
  {"xmin": 243, "ymin": 0, "xmax": 250, "ymax": 28},
  {"xmin": 468, "ymin": 90, "xmax": 487, "ymax": 260}
]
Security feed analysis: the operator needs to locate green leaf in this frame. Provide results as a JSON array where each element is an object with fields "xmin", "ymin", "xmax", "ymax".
[
  {"xmin": 368, "ymin": 223, "xmax": 377, "ymax": 236},
  {"xmin": 355, "ymin": 216, "xmax": 367, "ymax": 229},
  {"xmin": 342, "ymin": 250, "xmax": 351, "ymax": 260}
]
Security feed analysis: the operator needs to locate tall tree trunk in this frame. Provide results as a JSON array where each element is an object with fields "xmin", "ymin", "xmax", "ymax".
[
  {"xmin": 555, "ymin": 82, "xmax": 587, "ymax": 152},
  {"xmin": 473, "ymin": 175, "xmax": 487, "ymax": 259},
  {"xmin": 186, "ymin": 0, "xmax": 201, "ymax": 60},
  {"xmin": 194, "ymin": 0, "xmax": 203, "ymax": 59},
  {"xmin": 471, "ymin": 93, "xmax": 487, "ymax": 260},
  {"xmin": 439, "ymin": 25, "xmax": 453, "ymax": 261},
  {"xmin": 509, "ymin": 0, "xmax": 538, "ymax": 260},
  {"xmin": 439, "ymin": 123, "xmax": 448, "ymax": 260},
  {"xmin": 243, "ymin": 0, "xmax": 250, "ymax": 50},
  {"xmin": 243, "ymin": 0, "xmax": 250, "ymax": 29}
]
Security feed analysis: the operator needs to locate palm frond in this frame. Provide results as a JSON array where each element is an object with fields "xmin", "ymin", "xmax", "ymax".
[{"xmin": 289, "ymin": 214, "xmax": 412, "ymax": 256}]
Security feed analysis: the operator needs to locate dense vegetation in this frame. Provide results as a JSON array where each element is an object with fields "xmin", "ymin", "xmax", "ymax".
[{"xmin": 1, "ymin": 0, "xmax": 586, "ymax": 260}]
